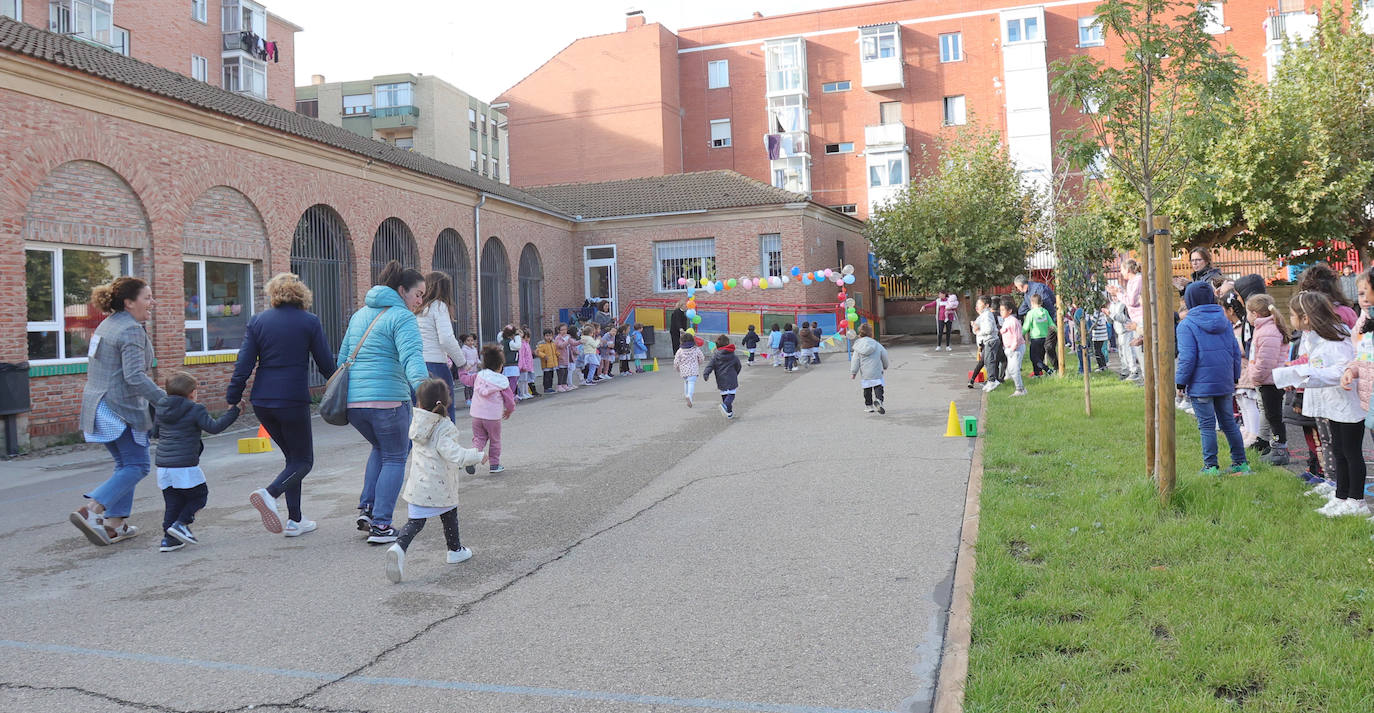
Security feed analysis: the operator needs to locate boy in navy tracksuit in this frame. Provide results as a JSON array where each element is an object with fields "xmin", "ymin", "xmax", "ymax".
[
  {"xmin": 741, "ymin": 325, "xmax": 760, "ymax": 365},
  {"xmin": 153, "ymin": 372, "xmax": 240, "ymax": 551},
  {"xmin": 703, "ymin": 334, "xmax": 743, "ymax": 418}
]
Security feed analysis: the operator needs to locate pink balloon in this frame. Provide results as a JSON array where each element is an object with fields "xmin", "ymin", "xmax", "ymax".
[
  {"xmin": 677, "ymin": 277, "xmax": 688, "ymax": 286},
  {"xmin": 743, "ymin": 279, "xmax": 754, "ymax": 289},
  {"xmin": 824, "ymin": 269, "xmax": 834, "ymax": 278}
]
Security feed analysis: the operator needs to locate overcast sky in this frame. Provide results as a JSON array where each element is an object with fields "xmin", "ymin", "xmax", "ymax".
[{"xmin": 270, "ymin": 0, "xmax": 874, "ymax": 102}]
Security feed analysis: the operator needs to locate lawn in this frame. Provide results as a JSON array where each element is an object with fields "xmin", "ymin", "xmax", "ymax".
[{"xmin": 965, "ymin": 374, "xmax": 1374, "ymax": 712}]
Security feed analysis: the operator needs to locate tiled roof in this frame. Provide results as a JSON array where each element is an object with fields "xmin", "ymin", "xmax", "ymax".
[
  {"xmin": 0, "ymin": 17, "xmax": 567, "ymax": 215},
  {"xmin": 526, "ymin": 171, "xmax": 809, "ymax": 220}
]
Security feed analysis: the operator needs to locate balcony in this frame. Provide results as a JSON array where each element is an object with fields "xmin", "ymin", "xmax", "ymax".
[
  {"xmin": 864, "ymin": 123, "xmax": 905, "ymax": 150},
  {"xmin": 860, "ymin": 24, "xmax": 904, "ymax": 91},
  {"xmin": 222, "ymin": 30, "xmax": 264, "ymax": 55},
  {"xmin": 371, "ymin": 105, "xmax": 419, "ymax": 129},
  {"xmin": 764, "ymin": 37, "xmax": 808, "ymax": 97},
  {"xmin": 1265, "ymin": 11, "xmax": 1316, "ymax": 44}
]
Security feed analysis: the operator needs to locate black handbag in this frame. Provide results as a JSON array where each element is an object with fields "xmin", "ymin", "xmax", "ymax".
[{"xmin": 319, "ymin": 308, "xmax": 389, "ymax": 426}]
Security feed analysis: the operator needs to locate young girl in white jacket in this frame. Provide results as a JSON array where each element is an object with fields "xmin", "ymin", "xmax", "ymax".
[
  {"xmin": 1276, "ymin": 292, "xmax": 1367, "ymax": 517},
  {"xmin": 386, "ymin": 378, "xmax": 484, "ymax": 583}
]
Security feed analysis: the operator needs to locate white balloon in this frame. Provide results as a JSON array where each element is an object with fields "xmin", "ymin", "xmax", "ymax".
[
  {"xmin": 845, "ymin": 298, "xmax": 856, "ymax": 308},
  {"xmin": 846, "ymin": 329, "xmax": 858, "ymax": 339},
  {"xmin": 781, "ymin": 275, "xmax": 790, "ymax": 284},
  {"xmin": 842, "ymin": 264, "xmax": 855, "ymax": 275}
]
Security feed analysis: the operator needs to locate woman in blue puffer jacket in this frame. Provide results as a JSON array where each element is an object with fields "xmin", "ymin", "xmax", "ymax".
[
  {"xmin": 1176, "ymin": 280, "xmax": 1248, "ymax": 475},
  {"xmin": 338, "ymin": 260, "xmax": 429, "ymax": 544}
]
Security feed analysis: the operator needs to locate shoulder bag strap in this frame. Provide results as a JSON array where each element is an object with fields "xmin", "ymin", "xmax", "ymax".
[{"xmin": 345, "ymin": 307, "xmax": 391, "ymax": 366}]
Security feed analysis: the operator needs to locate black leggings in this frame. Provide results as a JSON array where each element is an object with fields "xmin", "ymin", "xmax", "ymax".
[
  {"xmin": 557, "ymin": 367, "xmax": 568, "ymax": 386},
  {"xmin": 543, "ymin": 369, "xmax": 555, "ymax": 391},
  {"xmin": 254, "ymin": 404, "xmax": 314, "ymax": 523},
  {"xmin": 396, "ymin": 508, "xmax": 462, "ymax": 552},
  {"xmin": 864, "ymin": 385, "xmax": 886, "ymax": 405},
  {"xmin": 1319, "ymin": 419, "xmax": 1367, "ymax": 500},
  {"xmin": 1257, "ymin": 385, "xmax": 1287, "ymax": 445},
  {"xmin": 937, "ymin": 320, "xmax": 952, "ymax": 348}
]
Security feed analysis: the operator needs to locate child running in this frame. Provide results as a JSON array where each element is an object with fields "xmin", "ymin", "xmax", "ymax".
[
  {"xmin": 742, "ymin": 325, "xmax": 760, "ymax": 366},
  {"xmin": 535, "ymin": 328, "xmax": 558, "ymax": 395},
  {"xmin": 703, "ymin": 334, "xmax": 742, "ymax": 418},
  {"xmin": 780, "ymin": 323, "xmax": 801, "ymax": 372},
  {"xmin": 999, "ymin": 297, "xmax": 1027, "ymax": 397},
  {"xmin": 458, "ymin": 344, "xmax": 516, "ymax": 474},
  {"xmin": 385, "ymin": 378, "xmax": 484, "ymax": 583},
  {"xmin": 674, "ymin": 331, "xmax": 707, "ymax": 407},
  {"xmin": 154, "ymin": 372, "xmax": 240, "ymax": 551},
  {"xmin": 768, "ymin": 323, "xmax": 783, "ymax": 367},
  {"xmin": 850, "ymin": 323, "xmax": 890, "ymax": 413}
]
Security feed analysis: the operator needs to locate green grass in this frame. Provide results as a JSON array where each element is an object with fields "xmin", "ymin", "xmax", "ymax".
[{"xmin": 966, "ymin": 375, "xmax": 1374, "ymax": 712}]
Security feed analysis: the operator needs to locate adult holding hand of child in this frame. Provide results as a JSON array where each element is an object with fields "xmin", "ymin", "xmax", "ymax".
[
  {"xmin": 229, "ymin": 273, "xmax": 336, "ymax": 537},
  {"xmin": 70, "ymin": 276, "xmax": 166, "ymax": 546},
  {"xmin": 341, "ymin": 260, "xmax": 429, "ymax": 545}
]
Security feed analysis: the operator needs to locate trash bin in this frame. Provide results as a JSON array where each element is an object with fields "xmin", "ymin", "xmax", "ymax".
[{"xmin": 0, "ymin": 362, "xmax": 30, "ymax": 457}]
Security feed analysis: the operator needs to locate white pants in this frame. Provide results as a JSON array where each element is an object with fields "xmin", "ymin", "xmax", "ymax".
[
  {"xmin": 1235, "ymin": 389, "xmax": 1267, "ymax": 442},
  {"xmin": 1117, "ymin": 328, "xmax": 1136, "ymax": 376},
  {"xmin": 1004, "ymin": 344, "xmax": 1026, "ymax": 391},
  {"xmin": 771, "ymin": 348, "xmax": 782, "ymax": 366},
  {"xmin": 683, "ymin": 376, "xmax": 697, "ymax": 399}
]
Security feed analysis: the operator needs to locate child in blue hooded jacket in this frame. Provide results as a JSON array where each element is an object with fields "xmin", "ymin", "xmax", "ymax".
[{"xmin": 1176, "ymin": 280, "xmax": 1249, "ymax": 475}]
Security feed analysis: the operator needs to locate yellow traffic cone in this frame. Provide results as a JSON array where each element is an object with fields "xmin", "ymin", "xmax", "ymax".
[
  {"xmin": 944, "ymin": 401, "xmax": 963, "ymax": 438},
  {"xmin": 652, "ymin": 357, "xmax": 660, "ymax": 372}
]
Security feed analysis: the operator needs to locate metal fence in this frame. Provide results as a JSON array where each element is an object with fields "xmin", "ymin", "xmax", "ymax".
[
  {"xmin": 432, "ymin": 229, "xmax": 471, "ymax": 335},
  {"xmin": 290, "ymin": 205, "xmax": 353, "ymax": 386},
  {"xmin": 370, "ymin": 217, "xmax": 418, "ymax": 284}
]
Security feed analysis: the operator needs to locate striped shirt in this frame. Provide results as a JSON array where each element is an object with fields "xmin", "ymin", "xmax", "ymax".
[{"xmin": 83, "ymin": 399, "xmax": 149, "ymax": 447}]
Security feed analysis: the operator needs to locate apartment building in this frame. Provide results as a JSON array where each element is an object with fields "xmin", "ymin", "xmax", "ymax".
[
  {"xmin": 297, "ymin": 73, "xmax": 510, "ymax": 184},
  {"xmin": 499, "ymin": 1, "xmax": 1370, "ymax": 219},
  {"xmin": 0, "ymin": 0, "xmax": 299, "ymax": 110}
]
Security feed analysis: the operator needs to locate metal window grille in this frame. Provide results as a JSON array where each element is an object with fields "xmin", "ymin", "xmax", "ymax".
[
  {"xmin": 518, "ymin": 244, "xmax": 544, "ymax": 331},
  {"xmin": 760, "ymin": 234, "xmax": 782, "ymax": 278},
  {"xmin": 479, "ymin": 238, "xmax": 510, "ymax": 342},
  {"xmin": 370, "ymin": 217, "xmax": 418, "ymax": 284},
  {"xmin": 433, "ymin": 229, "xmax": 471, "ymax": 335},
  {"xmin": 654, "ymin": 238, "xmax": 716, "ymax": 292},
  {"xmin": 289, "ymin": 205, "xmax": 353, "ymax": 385}
]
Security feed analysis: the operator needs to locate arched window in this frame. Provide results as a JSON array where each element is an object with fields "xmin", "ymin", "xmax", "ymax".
[
  {"xmin": 518, "ymin": 243, "xmax": 544, "ymax": 331},
  {"xmin": 433, "ymin": 228, "xmax": 471, "ymax": 335},
  {"xmin": 369, "ymin": 217, "xmax": 417, "ymax": 284},
  {"xmin": 290, "ymin": 205, "xmax": 354, "ymax": 384},
  {"xmin": 479, "ymin": 237, "xmax": 509, "ymax": 343}
]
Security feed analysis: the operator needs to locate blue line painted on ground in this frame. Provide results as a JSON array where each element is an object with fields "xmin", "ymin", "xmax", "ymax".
[{"xmin": 0, "ymin": 639, "xmax": 893, "ymax": 713}]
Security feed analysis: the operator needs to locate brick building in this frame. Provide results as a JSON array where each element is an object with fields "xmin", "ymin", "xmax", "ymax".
[
  {"xmin": 498, "ymin": 1, "xmax": 1364, "ymax": 219},
  {"xmin": 1, "ymin": 18, "xmax": 865, "ymax": 447},
  {"xmin": 2, "ymin": 0, "xmax": 300, "ymax": 110}
]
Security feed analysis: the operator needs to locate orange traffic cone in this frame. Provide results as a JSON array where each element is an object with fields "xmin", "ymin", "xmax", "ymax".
[{"xmin": 257, "ymin": 425, "xmax": 269, "ymax": 439}]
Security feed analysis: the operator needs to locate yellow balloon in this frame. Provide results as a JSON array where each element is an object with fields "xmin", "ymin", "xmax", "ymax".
[
  {"xmin": 700, "ymin": 277, "xmax": 711, "ymax": 287},
  {"xmin": 759, "ymin": 280, "xmax": 768, "ymax": 290}
]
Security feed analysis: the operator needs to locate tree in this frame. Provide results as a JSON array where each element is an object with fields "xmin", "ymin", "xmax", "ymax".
[
  {"xmin": 1055, "ymin": 204, "xmax": 1116, "ymax": 415},
  {"xmin": 1213, "ymin": 2, "xmax": 1374, "ymax": 264},
  {"xmin": 1051, "ymin": 0, "xmax": 1243, "ymax": 501},
  {"xmin": 867, "ymin": 126, "xmax": 1042, "ymax": 332}
]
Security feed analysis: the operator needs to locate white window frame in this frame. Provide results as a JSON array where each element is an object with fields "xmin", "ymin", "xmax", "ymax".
[
  {"xmin": 111, "ymin": 25, "xmax": 129, "ymax": 56},
  {"xmin": 374, "ymin": 82, "xmax": 414, "ymax": 109},
  {"xmin": 943, "ymin": 95, "xmax": 967, "ymax": 126},
  {"xmin": 655, "ymin": 239, "xmax": 717, "ymax": 293},
  {"xmin": 1005, "ymin": 15, "xmax": 1042, "ymax": 44},
  {"xmin": 822, "ymin": 80, "xmax": 851, "ymax": 93},
  {"xmin": 824, "ymin": 142, "xmax": 855, "ymax": 154},
  {"xmin": 25, "ymin": 243, "xmax": 134, "ymax": 364},
  {"xmin": 760, "ymin": 234, "xmax": 783, "ymax": 279},
  {"xmin": 831, "ymin": 204, "xmax": 858, "ymax": 215},
  {"xmin": 183, "ymin": 258, "xmax": 254, "ymax": 355},
  {"xmin": 191, "ymin": 0, "xmax": 207, "ymax": 23},
  {"xmin": 868, "ymin": 152, "xmax": 907, "ymax": 188},
  {"xmin": 50, "ymin": 0, "xmax": 114, "ymax": 47},
  {"xmin": 343, "ymin": 93, "xmax": 372, "ymax": 116},
  {"xmin": 710, "ymin": 118, "xmax": 732, "ymax": 148},
  {"xmin": 708, "ymin": 59, "xmax": 730, "ymax": 89},
  {"xmin": 480, "ymin": 112, "xmax": 487, "ymax": 134},
  {"xmin": 221, "ymin": 0, "xmax": 265, "ymax": 36},
  {"xmin": 1, "ymin": 0, "xmax": 21, "ymax": 21},
  {"xmin": 1078, "ymin": 16, "xmax": 1105, "ymax": 47},
  {"xmin": 860, "ymin": 24, "xmax": 898, "ymax": 61},
  {"xmin": 468, "ymin": 108, "xmax": 477, "ymax": 128},
  {"xmin": 469, "ymin": 149, "xmax": 478, "ymax": 171},
  {"xmin": 1201, "ymin": 1, "xmax": 1228, "ymax": 34},
  {"xmin": 939, "ymin": 32, "xmax": 962, "ymax": 62},
  {"xmin": 394, "ymin": 136, "xmax": 414, "ymax": 150},
  {"xmin": 191, "ymin": 55, "xmax": 208, "ymax": 82},
  {"xmin": 223, "ymin": 54, "xmax": 267, "ymax": 99}
]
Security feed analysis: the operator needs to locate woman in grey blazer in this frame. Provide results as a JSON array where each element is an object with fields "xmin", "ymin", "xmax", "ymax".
[{"xmin": 69, "ymin": 276, "xmax": 165, "ymax": 546}]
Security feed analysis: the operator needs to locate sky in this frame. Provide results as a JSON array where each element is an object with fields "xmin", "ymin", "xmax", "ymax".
[{"xmin": 269, "ymin": 0, "xmax": 876, "ymax": 102}]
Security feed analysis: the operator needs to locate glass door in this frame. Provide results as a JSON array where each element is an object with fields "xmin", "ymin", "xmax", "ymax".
[{"xmin": 584, "ymin": 245, "xmax": 617, "ymax": 315}]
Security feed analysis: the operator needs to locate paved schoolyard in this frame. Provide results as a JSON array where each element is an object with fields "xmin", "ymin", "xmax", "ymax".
[{"xmin": 0, "ymin": 344, "xmax": 981, "ymax": 713}]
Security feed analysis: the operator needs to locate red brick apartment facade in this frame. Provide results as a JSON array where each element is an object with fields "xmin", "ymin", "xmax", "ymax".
[
  {"xmin": 4, "ymin": 0, "xmax": 299, "ymax": 110},
  {"xmin": 1, "ymin": 18, "xmax": 864, "ymax": 447},
  {"xmin": 499, "ymin": 1, "xmax": 1351, "ymax": 220}
]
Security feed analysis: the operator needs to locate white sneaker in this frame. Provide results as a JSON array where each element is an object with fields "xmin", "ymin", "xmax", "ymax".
[
  {"xmin": 249, "ymin": 488, "xmax": 282, "ymax": 534},
  {"xmin": 283, "ymin": 519, "xmax": 317, "ymax": 537},
  {"xmin": 1012, "ymin": 389, "xmax": 1028, "ymax": 397},
  {"xmin": 447, "ymin": 547, "xmax": 473, "ymax": 564},
  {"xmin": 865, "ymin": 405, "xmax": 875, "ymax": 413},
  {"xmin": 1318, "ymin": 499, "xmax": 1348, "ymax": 517},
  {"xmin": 1307, "ymin": 482, "xmax": 1337, "ymax": 497},
  {"xmin": 1344, "ymin": 500, "xmax": 1372, "ymax": 517},
  {"xmin": 946, "ymin": 346, "xmax": 953, "ymax": 352},
  {"xmin": 983, "ymin": 380, "xmax": 1001, "ymax": 393},
  {"xmin": 386, "ymin": 543, "xmax": 405, "ymax": 583}
]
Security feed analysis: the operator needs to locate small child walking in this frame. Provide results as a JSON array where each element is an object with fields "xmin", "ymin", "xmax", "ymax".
[
  {"xmin": 458, "ymin": 344, "xmax": 516, "ymax": 474},
  {"xmin": 674, "ymin": 332, "xmax": 707, "ymax": 407},
  {"xmin": 153, "ymin": 372, "xmax": 240, "ymax": 551},
  {"xmin": 385, "ymin": 378, "xmax": 484, "ymax": 583},
  {"xmin": 999, "ymin": 298, "xmax": 1027, "ymax": 396},
  {"xmin": 780, "ymin": 323, "xmax": 801, "ymax": 372},
  {"xmin": 631, "ymin": 323, "xmax": 648, "ymax": 372},
  {"xmin": 850, "ymin": 324, "xmax": 890, "ymax": 413},
  {"xmin": 535, "ymin": 328, "xmax": 558, "ymax": 395},
  {"xmin": 768, "ymin": 324, "xmax": 783, "ymax": 367},
  {"xmin": 741, "ymin": 325, "xmax": 760, "ymax": 365},
  {"xmin": 703, "ymin": 334, "xmax": 742, "ymax": 418},
  {"xmin": 460, "ymin": 334, "xmax": 478, "ymax": 406}
]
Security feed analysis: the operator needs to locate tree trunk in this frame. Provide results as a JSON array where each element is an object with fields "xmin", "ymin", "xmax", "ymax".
[
  {"xmin": 1056, "ymin": 294, "xmax": 1066, "ymax": 378},
  {"xmin": 1081, "ymin": 316, "xmax": 1092, "ymax": 416},
  {"xmin": 1141, "ymin": 222, "xmax": 1156, "ymax": 479},
  {"xmin": 1151, "ymin": 214, "xmax": 1177, "ymax": 502}
]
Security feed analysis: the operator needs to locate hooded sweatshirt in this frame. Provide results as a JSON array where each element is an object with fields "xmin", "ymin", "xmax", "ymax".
[
  {"xmin": 850, "ymin": 336, "xmax": 889, "ymax": 382},
  {"xmin": 458, "ymin": 369, "xmax": 516, "ymax": 421},
  {"xmin": 1175, "ymin": 281, "xmax": 1241, "ymax": 397},
  {"xmin": 153, "ymin": 395, "xmax": 240, "ymax": 468},
  {"xmin": 674, "ymin": 343, "xmax": 706, "ymax": 378},
  {"xmin": 337, "ymin": 285, "xmax": 428, "ymax": 403},
  {"xmin": 702, "ymin": 344, "xmax": 742, "ymax": 391},
  {"xmin": 401, "ymin": 407, "xmax": 483, "ymax": 509}
]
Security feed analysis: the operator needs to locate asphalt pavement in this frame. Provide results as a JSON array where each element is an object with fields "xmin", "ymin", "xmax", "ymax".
[{"xmin": 0, "ymin": 343, "xmax": 981, "ymax": 713}]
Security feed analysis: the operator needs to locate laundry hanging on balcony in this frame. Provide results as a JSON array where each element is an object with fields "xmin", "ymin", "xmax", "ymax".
[{"xmin": 765, "ymin": 134, "xmax": 781, "ymax": 160}]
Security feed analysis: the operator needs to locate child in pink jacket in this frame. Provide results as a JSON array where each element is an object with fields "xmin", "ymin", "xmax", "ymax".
[
  {"xmin": 1245, "ymin": 294, "xmax": 1292, "ymax": 465},
  {"xmin": 998, "ymin": 297, "xmax": 1027, "ymax": 396},
  {"xmin": 458, "ymin": 344, "xmax": 516, "ymax": 474}
]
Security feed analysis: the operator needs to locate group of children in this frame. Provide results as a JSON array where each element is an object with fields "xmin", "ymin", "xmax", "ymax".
[{"xmin": 966, "ymin": 294, "xmax": 1032, "ymax": 398}]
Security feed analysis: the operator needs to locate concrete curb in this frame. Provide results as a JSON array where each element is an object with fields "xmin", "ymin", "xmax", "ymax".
[{"xmin": 931, "ymin": 391, "xmax": 987, "ymax": 713}]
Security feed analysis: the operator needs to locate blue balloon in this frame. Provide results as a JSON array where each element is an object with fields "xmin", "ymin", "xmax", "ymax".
[
  {"xmin": 803, "ymin": 277, "xmax": 812, "ymax": 285},
  {"xmin": 715, "ymin": 281, "xmax": 725, "ymax": 291},
  {"xmin": 843, "ymin": 274, "xmax": 856, "ymax": 284},
  {"xmin": 686, "ymin": 309, "xmax": 697, "ymax": 319},
  {"xmin": 686, "ymin": 285, "xmax": 696, "ymax": 296},
  {"xmin": 790, "ymin": 266, "xmax": 801, "ymax": 277}
]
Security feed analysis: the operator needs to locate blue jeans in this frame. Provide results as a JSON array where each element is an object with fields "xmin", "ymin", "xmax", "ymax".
[
  {"xmin": 1191, "ymin": 395, "xmax": 1247, "ymax": 469},
  {"xmin": 422, "ymin": 362, "xmax": 456, "ymax": 421},
  {"xmin": 349, "ymin": 405, "xmax": 411, "ymax": 527},
  {"xmin": 87, "ymin": 427, "xmax": 151, "ymax": 518}
]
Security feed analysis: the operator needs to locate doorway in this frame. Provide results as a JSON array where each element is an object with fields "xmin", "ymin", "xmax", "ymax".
[{"xmin": 584, "ymin": 245, "xmax": 617, "ymax": 315}]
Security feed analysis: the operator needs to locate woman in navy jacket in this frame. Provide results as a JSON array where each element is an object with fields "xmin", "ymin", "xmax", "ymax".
[
  {"xmin": 227, "ymin": 273, "xmax": 336, "ymax": 536},
  {"xmin": 1176, "ymin": 280, "xmax": 1248, "ymax": 474}
]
